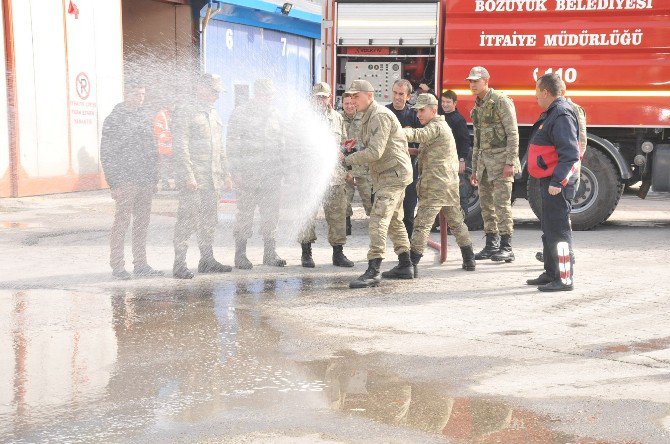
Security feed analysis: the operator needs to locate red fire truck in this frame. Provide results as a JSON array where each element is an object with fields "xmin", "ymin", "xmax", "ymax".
[{"xmin": 322, "ymin": 0, "xmax": 670, "ymax": 230}]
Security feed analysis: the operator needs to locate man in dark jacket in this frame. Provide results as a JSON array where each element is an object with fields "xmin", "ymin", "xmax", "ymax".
[
  {"xmin": 386, "ymin": 79, "xmax": 423, "ymax": 237},
  {"xmin": 441, "ymin": 89, "xmax": 472, "ymax": 216},
  {"xmin": 526, "ymin": 73, "xmax": 581, "ymax": 292},
  {"xmin": 101, "ymin": 80, "xmax": 162, "ymax": 280}
]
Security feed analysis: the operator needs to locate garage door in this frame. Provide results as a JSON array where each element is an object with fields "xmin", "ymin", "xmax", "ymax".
[{"xmin": 204, "ymin": 20, "xmax": 314, "ymax": 134}]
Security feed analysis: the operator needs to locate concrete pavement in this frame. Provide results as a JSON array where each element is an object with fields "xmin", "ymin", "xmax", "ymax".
[{"xmin": 1, "ymin": 189, "xmax": 669, "ymax": 442}]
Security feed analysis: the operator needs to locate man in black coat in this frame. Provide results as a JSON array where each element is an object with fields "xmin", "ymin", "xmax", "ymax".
[
  {"xmin": 101, "ymin": 80, "xmax": 162, "ymax": 280},
  {"xmin": 440, "ymin": 89, "xmax": 472, "ymax": 216},
  {"xmin": 386, "ymin": 79, "xmax": 423, "ymax": 236},
  {"xmin": 526, "ymin": 73, "xmax": 581, "ymax": 292}
]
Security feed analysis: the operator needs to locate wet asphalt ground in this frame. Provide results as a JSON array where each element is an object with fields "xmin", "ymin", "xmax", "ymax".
[{"xmin": 1, "ymin": 190, "xmax": 669, "ymax": 443}]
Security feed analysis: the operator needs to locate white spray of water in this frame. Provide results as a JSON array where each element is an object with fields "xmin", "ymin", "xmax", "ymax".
[{"xmin": 122, "ymin": 45, "xmax": 340, "ymax": 248}]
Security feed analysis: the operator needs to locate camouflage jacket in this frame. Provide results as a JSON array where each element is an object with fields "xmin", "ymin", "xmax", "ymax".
[
  {"xmin": 324, "ymin": 107, "xmax": 347, "ymax": 185},
  {"xmin": 470, "ymin": 88, "xmax": 521, "ymax": 181},
  {"xmin": 566, "ymin": 98, "xmax": 587, "ymax": 154},
  {"xmin": 340, "ymin": 110, "xmax": 369, "ymax": 178},
  {"xmin": 404, "ymin": 115, "xmax": 460, "ymax": 207},
  {"xmin": 345, "ymin": 101, "xmax": 412, "ymax": 189},
  {"xmin": 226, "ymin": 101, "xmax": 285, "ymax": 187},
  {"xmin": 171, "ymin": 103, "xmax": 230, "ymax": 190}
]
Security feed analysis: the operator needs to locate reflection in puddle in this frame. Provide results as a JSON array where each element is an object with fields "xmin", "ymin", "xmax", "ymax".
[
  {"xmin": 0, "ymin": 282, "xmax": 618, "ymax": 442},
  {"xmin": 307, "ymin": 353, "xmax": 610, "ymax": 444},
  {"xmin": 0, "ymin": 221, "xmax": 38, "ymax": 229}
]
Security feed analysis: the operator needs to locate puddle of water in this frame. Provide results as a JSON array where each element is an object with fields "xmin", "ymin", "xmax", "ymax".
[
  {"xmin": 0, "ymin": 221, "xmax": 39, "ymax": 229},
  {"xmin": 492, "ymin": 330, "xmax": 533, "ymax": 336},
  {"xmin": 597, "ymin": 337, "xmax": 670, "ymax": 356},
  {"xmin": 0, "ymin": 283, "xmax": 639, "ymax": 443}
]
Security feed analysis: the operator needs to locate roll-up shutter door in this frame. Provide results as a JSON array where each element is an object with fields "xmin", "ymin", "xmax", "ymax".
[{"xmin": 336, "ymin": 2, "xmax": 438, "ymax": 47}]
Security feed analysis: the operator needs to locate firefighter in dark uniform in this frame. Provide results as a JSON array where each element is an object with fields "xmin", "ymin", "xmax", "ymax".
[{"xmin": 526, "ymin": 73, "xmax": 581, "ymax": 292}]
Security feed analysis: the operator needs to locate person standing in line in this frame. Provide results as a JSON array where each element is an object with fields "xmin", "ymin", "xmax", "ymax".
[
  {"xmin": 298, "ymin": 82, "xmax": 355, "ymax": 268},
  {"xmin": 172, "ymin": 73, "xmax": 233, "ymax": 279},
  {"xmin": 526, "ymin": 73, "xmax": 581, "ymax": 292},
  {"xmin": 341, "ymin": 92, "xmax": 373, "ymax": 233},
  {"xmin": 227, "ymin": 78, "xmax": 287, "ymax": 269},
  {"xmin": 101, "ymin": 80, "xmax": 163, "ymax": 280},
  {"xmin": 468, "ymin": 66, "xmax": 521, "ymax": 263},
  {"xmin": 153, "ymin": 99, "xmax": 176, "ymax": 191},
  {"xmin": 386, "ymin": 79, "xmax": 423, "ymax": 237},
  {"xmin": 342, "ymin": 80, "xmax": 413, "ymax": 288}
]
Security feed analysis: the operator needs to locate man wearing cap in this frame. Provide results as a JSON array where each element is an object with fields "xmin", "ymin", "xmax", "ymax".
[
  {"xmin": 298, "ymin": 82, "xmax": 354, "ymax": 268},
  {"xmin": 400, "ymin": 94, "xmax": 476, "ymax": 277},
  {"xmin": 342, "ymin": 79, "xmax": 414, "ymax": 288},
  {"xmin": 467, "ymin": 66, "xmax": 521, "ymax": 263},
  {"xmin": 341, "ymin": 92, "xmax": 373, "ymax": 229},
  {"xmin": 227, "ymin": 78, "xmax": 287, "ymax": 269},
  {"xmin": 172, "ymin": 73, "xmax": 233, "ymax": 279}
]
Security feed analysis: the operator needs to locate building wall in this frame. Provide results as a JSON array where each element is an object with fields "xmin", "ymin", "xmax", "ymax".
[
  {"xmin": 0, "ymin": 3, "xmax": 10, "ymax": 197},
  {"xmin": 205, "ymin": 19, "xmax": 314, "ymax": 134},
  {"xmin": 122, "ymin": 0, "xmax": 194, "ymax": 106}
]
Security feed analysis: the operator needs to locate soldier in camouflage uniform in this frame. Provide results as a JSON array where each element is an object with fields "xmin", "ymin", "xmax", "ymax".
[
  {"xmin": 299, "ymin": 82, "xmax": 354, "ymax": 268},
  {"xmin": 227, "ymin": 78, "xmax": 287, "ymax": 269},
  {"xmin": 341, "ymin": 93, "xmax": 373, "ymax": 232},
  {"xmin": 400, "ymin": 94, "xmax": 476, "ymax": 278},
  {"xmin": 172, "ymin": 73, "xmax": 233, "ymax": 279},
  {"xmin": 467, "ymin": 66, "xmax": 521, "ymax": 263},
  {"xmin": 342, "ymin": 80, "xmax": 414, "ymax": 288}
]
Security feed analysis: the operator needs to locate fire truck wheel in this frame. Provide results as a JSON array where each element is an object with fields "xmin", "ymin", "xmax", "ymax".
[{"xmin": 527, "ymin": 148, "xmax": 624, "ymax": 231}]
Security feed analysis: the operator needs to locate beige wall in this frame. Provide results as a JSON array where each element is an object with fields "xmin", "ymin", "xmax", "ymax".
[{"xmin": 122, "ymin": 0, "xmax": 194, "ymax": 104}]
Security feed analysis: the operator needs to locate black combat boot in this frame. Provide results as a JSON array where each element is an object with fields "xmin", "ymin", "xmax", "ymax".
[
  {"xmin": 234, "ymin": 239, "xmax": 253, "ymax": 269},
  {"xmin": 301, "ymin": 242, "xmax": 315, "ymax": 268},
  {"xmin": 349, "ymin": 258, "xmax": 382, "ymax": 288},
  {"xmin": 173, "ymin": 261, "xmax": 194, "ymax": 279},
  {"xmin": 173, "ymin": 250, "xmax": 194, "ymax": 279},
  {"xmin": 410, "ymin": 250, "xmax": 423, "ymax": 278},
  {"xmin": 491, "ymin": 235, "xmax": 515, "ymax": 262},
  {"xmin": 263, "ymin": 239, "xmax": 287, "ymax": 267},
  {"xmin": 332, "ymin": 245, "xmax": 354, "ymax": 267},
  {"xmin": 460, "ymin": 245, "xmax": 476, "ymax": 271},
  {"xmin": 198, "ymin": 246, "xmax": 233, "ymax": 273},
  {"xmin": 538, "ymin": 280, "xmax": 574, "ymax": 292},
  {"xmin": 474, "ymin": 233, "xmax": 500, "ymax": 260},
  {"xmin": 346, "ymin": 216, "xmax": 352, "ymax": 236},
  {"xmin": 381, "ymin": 252, "xmax": 414, "ymax": 280},
  {"xmin": 526, "ymin": 272, "xmax": 553, "ymax": 286}
]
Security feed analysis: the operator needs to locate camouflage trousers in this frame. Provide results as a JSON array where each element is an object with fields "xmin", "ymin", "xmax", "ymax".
[
  {"xmin": 300, "ymin": 184, "xmax": 347, "ymax": 246},
  {"xmin": 234, "ymin": 186, "xmax": 280, "ymax": 242},
  {"xmin": 478, "ymin": 169, "xmax": 514, "ymax": 236},
  {"xmin": 411, "ymin": 204, "xmax": 472, "ymax": 255},
  {"xmin": 368, "ymin": 185, "xmax": 410, "ymax": 260},
  {"xmin": 345, "ymin": 175, "xmax": 373, "ymax": 217},
  {"xmin": 174, "ymin": 188, "xmax": 219, "ymax": 260}
]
